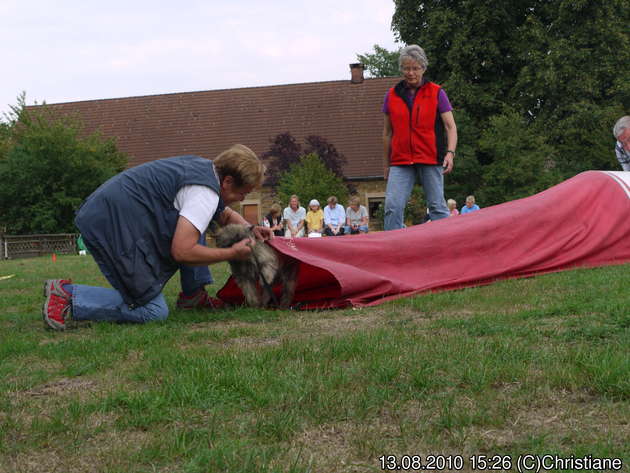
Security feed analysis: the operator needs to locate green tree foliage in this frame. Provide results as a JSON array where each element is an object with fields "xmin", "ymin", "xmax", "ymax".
[
  {"xmin": 262, "ymin": 132, "xmax": 350, "ymax": 192},
  {"xmin": 277, "ymin": 153, "xmax": 349, "ymax": 209},
  {"xmin": 392, "ymin": 0, "xmax": 526, "ymax": 117},
  {"xmin": 0, "ymin": 100, "xmax": 127, "ymax": 234},
  {"xmin": 357, "ymin": 44, "xmax": 401, "ymax": 78},
  {"xmin": 390, "ymin": 0, "xmax": 629, "ymax": 203},
  {"xmin": 303, "ymin": 135, "xmax": 347, "ymax": 178},
  {"xmin": 477, "ymin": 109, "xmax": 559, "ymax": 206},
  {"xmin": 261, "ymin": 132, "xmax": 302, "ymax": 187}
]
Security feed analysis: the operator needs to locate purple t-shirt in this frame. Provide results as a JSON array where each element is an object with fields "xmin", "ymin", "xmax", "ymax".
[{"xmin": 382, "ymin": 87, "xmax": 452, "ymax": 115}]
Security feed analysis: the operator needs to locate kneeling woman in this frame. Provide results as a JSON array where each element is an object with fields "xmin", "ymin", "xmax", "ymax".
[{"xmin": 42, "ymin": 145, "xmax": 272, "ymax": 330}]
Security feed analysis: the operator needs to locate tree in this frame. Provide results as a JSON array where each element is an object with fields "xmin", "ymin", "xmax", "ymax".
[
  {"xmin": 477, "ymin": 108, "xmax": 560, "ymax": 206},
  {"xmin": 262, "ymin": 132, "xmax": 350, "ymax": 191},
  {"xmin": 356, "ymin": 44, "xmax": 401, "ymax": 78},
  {"xmin": 0, "ymin": 101, "xmax": 127, "ymax": 234},
  {"xmin": 261, "ymin": 132, "xmax": 302, "ymax": 187},
  {"xmin": 277, "ymin": 153, "xmax": 349, "ymax": 209},
  {"xmin": 513, "ymin": 0, "xmax": 630, "ymax": 178},
  {"xmin": 303, "ymin": 135, "xmax": 347, "ymax": 179}
]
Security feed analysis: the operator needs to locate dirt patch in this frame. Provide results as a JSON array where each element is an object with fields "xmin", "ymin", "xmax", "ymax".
[
  {"xmin": 0, "ymin": 429, "xmax": 151, "ymax": 473},
  {"xmin": 281, "ymin": 389, "xmax": 628, "ymax": 473},
  {"xmin": 19, "ymin": 377, "xmax": 98, "ymax": 397},
  {"xmin": 286, "ymin": 420, "xmax": 382, "ymax": 472}
]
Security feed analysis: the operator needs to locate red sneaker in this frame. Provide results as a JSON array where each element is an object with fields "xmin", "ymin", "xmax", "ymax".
[
  {"xmin": 42, "ymin": 279, "xmax": 72, "ymax": 330},
  {"xmin": 176, "ymin": 289, "xmax": 225, "ymax": 310}
]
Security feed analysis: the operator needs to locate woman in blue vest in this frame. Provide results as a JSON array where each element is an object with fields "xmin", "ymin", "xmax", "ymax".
[
  {"xmin": 382, "ymin": 44, "xmax": 458, "ymax": 230},
  {"xmin": 42, "ymin": 144, "xmax": 272, "ymax": 330}
]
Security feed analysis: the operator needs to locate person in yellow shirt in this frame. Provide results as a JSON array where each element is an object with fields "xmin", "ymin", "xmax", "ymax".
[{"xmin": 305, "ymin": 199, "xmax": 324, "ymax": 237}]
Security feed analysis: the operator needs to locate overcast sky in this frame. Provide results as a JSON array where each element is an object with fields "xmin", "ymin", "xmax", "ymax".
[{"xmin": 1, "ymin": 0, "xmax": 400, "ymax": 118}]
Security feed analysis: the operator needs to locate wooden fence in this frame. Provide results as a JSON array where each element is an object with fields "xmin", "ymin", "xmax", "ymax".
[{"xmin": 1, "ymin": 234, "xmax": 78, "ymax": 259}]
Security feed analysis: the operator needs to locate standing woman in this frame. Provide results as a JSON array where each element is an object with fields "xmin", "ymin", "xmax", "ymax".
[{"xmin": 382, "ymin": 45, "xmax": 457, "ymax": 230}]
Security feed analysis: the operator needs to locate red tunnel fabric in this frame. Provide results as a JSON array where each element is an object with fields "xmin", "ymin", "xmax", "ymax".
[{"xmin": 217, "ymin": 171, "xmax": 630, "ymax": 309}]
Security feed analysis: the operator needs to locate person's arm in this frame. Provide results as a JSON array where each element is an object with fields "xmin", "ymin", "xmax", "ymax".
[
  {"xmin": 219, "ymin": 206, "xmax": 246, "ymax": 226},
  {"xmin": 441, "ymin": 111, "xmax": 457, "ymax": 175},
  {"xmin": 171, "ymin": 216, "xmax": 251, "ymax": 264},
  {"xmin": 324, "ymin": 208, "xmax": 332, "ymax": 230},
  {"xmin": 383, "ymin": 115, "xmax": 393, "ymax": 179},
  {"xmin": 283, "ymin": 209, "xmax": 295, "ymax": 233},
  {"xmin": 360, "ymin": 208, "xmax": 369, "ymax": 226},
  {"xmin": 296, "ymin": 210, "xmax": 305, "ymax": 232}
]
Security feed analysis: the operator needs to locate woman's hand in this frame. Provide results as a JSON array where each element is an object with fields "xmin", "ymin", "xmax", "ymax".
[
  {"xmin": 231, "ymin": 238, "xmax": 254, "ymax": 260},
  {"xmin": 252, "ymin": 225, "xmax": 274, "ymax": 240},
  {"xmin": 442, "ymin": 153, "xmax": 454, "ymax": 174}
]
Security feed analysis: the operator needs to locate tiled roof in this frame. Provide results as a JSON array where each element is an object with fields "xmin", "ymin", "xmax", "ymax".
[{"xmin": 41, "ymin": 77, "xmax": 398, "ymax": 179}]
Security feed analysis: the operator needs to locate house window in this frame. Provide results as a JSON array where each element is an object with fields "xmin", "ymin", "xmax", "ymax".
[
  {"xmin": 368, "ymin": 198, "xmax": 384, "ymax": 218},
  {"xmin": 367, "ymin": 195, "xmax": 385, "ymax": 230}
]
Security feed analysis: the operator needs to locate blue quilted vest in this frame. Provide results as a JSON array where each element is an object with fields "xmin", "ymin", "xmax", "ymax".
[{"xmin": 75, "ymin": 156, "xmax": 224, "ymax": 307}]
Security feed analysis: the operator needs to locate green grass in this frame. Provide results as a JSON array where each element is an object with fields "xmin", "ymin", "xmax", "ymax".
[{"xmin": 0, "ymin": 254, "xmax": 628, "ymax": 472}]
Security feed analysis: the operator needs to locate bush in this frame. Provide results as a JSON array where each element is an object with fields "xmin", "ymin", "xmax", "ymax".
[{"xmin": 0, "ymin": 101, "xmax": 127, "ymax": 234}]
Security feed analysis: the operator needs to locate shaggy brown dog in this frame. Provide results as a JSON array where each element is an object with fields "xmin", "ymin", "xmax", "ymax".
[{"xmin": 214, "ymin": 224, "xmax": 298, "ymax": 308}]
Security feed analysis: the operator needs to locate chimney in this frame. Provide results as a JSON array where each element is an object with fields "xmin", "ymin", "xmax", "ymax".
[{"xmin": 350, "ymin": 63, "xmax": 365, "ymax": 84}]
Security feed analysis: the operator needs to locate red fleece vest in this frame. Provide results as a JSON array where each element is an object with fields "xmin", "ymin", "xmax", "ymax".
[{"xmin": 388, "ymin": 81, "xmax": 443, "ymax": 166}]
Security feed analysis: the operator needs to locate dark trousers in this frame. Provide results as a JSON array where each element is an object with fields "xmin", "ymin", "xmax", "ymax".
[{"xmin": 324, "ymin": 227, "xmax": 345, "ymax": 236}]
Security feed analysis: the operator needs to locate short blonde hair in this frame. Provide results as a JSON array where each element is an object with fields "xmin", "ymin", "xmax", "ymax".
[
  {"xmin": 269, "ymin": 203, "xmax": 282, "ymax": 216},
  {"xmin": 213, "ymin": 144, "xmax": 265, "ymax": 188},
  {"xmin": 466, "ymin": 195, "xmax": 476, "ymax": 203},
  {"xmin": 348, "ymin": 196, "xmax": 360, "ymax": 206},
  {"xmin": 327, "ymin": 196, "xmax": 337, "ymax": 204},
  {"xmin": 447, "ymin": 198, "xmax": 456, "ymax": 208}
]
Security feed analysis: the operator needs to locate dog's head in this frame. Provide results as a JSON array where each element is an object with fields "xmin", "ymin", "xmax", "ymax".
[{"xmin": 214, "ymin": 224, "xmax": 254, "ymax": 249}]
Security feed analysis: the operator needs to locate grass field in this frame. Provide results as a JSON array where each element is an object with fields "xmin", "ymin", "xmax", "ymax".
[{"xmin": 0, "ymin": 254, "xmax": 628, "ymax": 473}]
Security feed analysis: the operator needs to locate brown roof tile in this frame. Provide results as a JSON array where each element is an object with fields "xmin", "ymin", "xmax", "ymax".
[{"xmin": 40, "ymin": 77, "xmax": 397, "ymax": 179}]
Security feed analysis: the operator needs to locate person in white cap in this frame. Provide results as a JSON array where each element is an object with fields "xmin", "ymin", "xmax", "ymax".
[{"xmin": 305, "ymin": 199, "xmax": 324, "ymax": 237}]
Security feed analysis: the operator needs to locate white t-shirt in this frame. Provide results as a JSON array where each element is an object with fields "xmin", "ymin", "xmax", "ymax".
[
  {"xmin": 346, "ymin": 205, "xmax": 368, "ymax": 225},
  {"xmin": 283, "ymin": 206, "xmax": 306, "ymax": 228},
  {"xmin": 173, "ymin": 185, "xmax": 220, "ymax": 233}
]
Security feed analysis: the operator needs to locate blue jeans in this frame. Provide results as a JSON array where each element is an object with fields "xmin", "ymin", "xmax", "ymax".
[
  {"xmin": 71, "ymin": 232, "xmax": 213, "ymax": 323},
  {"xmin": 384, "ymin": 164, "xmax": 449, "ymax": 230}
]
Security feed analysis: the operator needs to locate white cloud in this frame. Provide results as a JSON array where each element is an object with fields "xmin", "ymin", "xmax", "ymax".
[{"xmin": 0, "ymin": 0, "xmax": 399, "ymax": 114}]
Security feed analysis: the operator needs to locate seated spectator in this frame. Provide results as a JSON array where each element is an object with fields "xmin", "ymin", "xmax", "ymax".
[
  {"xmin": 324, "ymin": 196, "xmax": 346, "ymax": 236},
  {"xmin": 262, "ymin": 203, "xmax": 284, "ymax": 237},
  {"xmin": 344, "ymin": 196, "xmax": 369, "ymax": 234},
  {"xmin": 305, "ymin": 199, "xmax": 324, "ymax": 237},
  {"xmin": 447, "ymin": 199, "xmax": 459, "ymax": 216},
  {"xmin": 461, "ymin": 195, "xmax": 480, "ymax": 214},
  {"xmin": 613, "ymin": 115, "xmax": 630, "ymax": 171},
  {"xmin": 283, "ymin": 195, "xmax": 306, "ymax": 238}
]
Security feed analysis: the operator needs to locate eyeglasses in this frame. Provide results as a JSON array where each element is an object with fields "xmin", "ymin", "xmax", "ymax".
[{"xmin": 402, "ymin": 66, "xmax": 424, "ymax": 73}]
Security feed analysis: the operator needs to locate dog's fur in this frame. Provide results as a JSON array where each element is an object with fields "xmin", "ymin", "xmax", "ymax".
[{"xmin": 214, "ymin": 224, "xmax": 298, "ymax": 308}]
